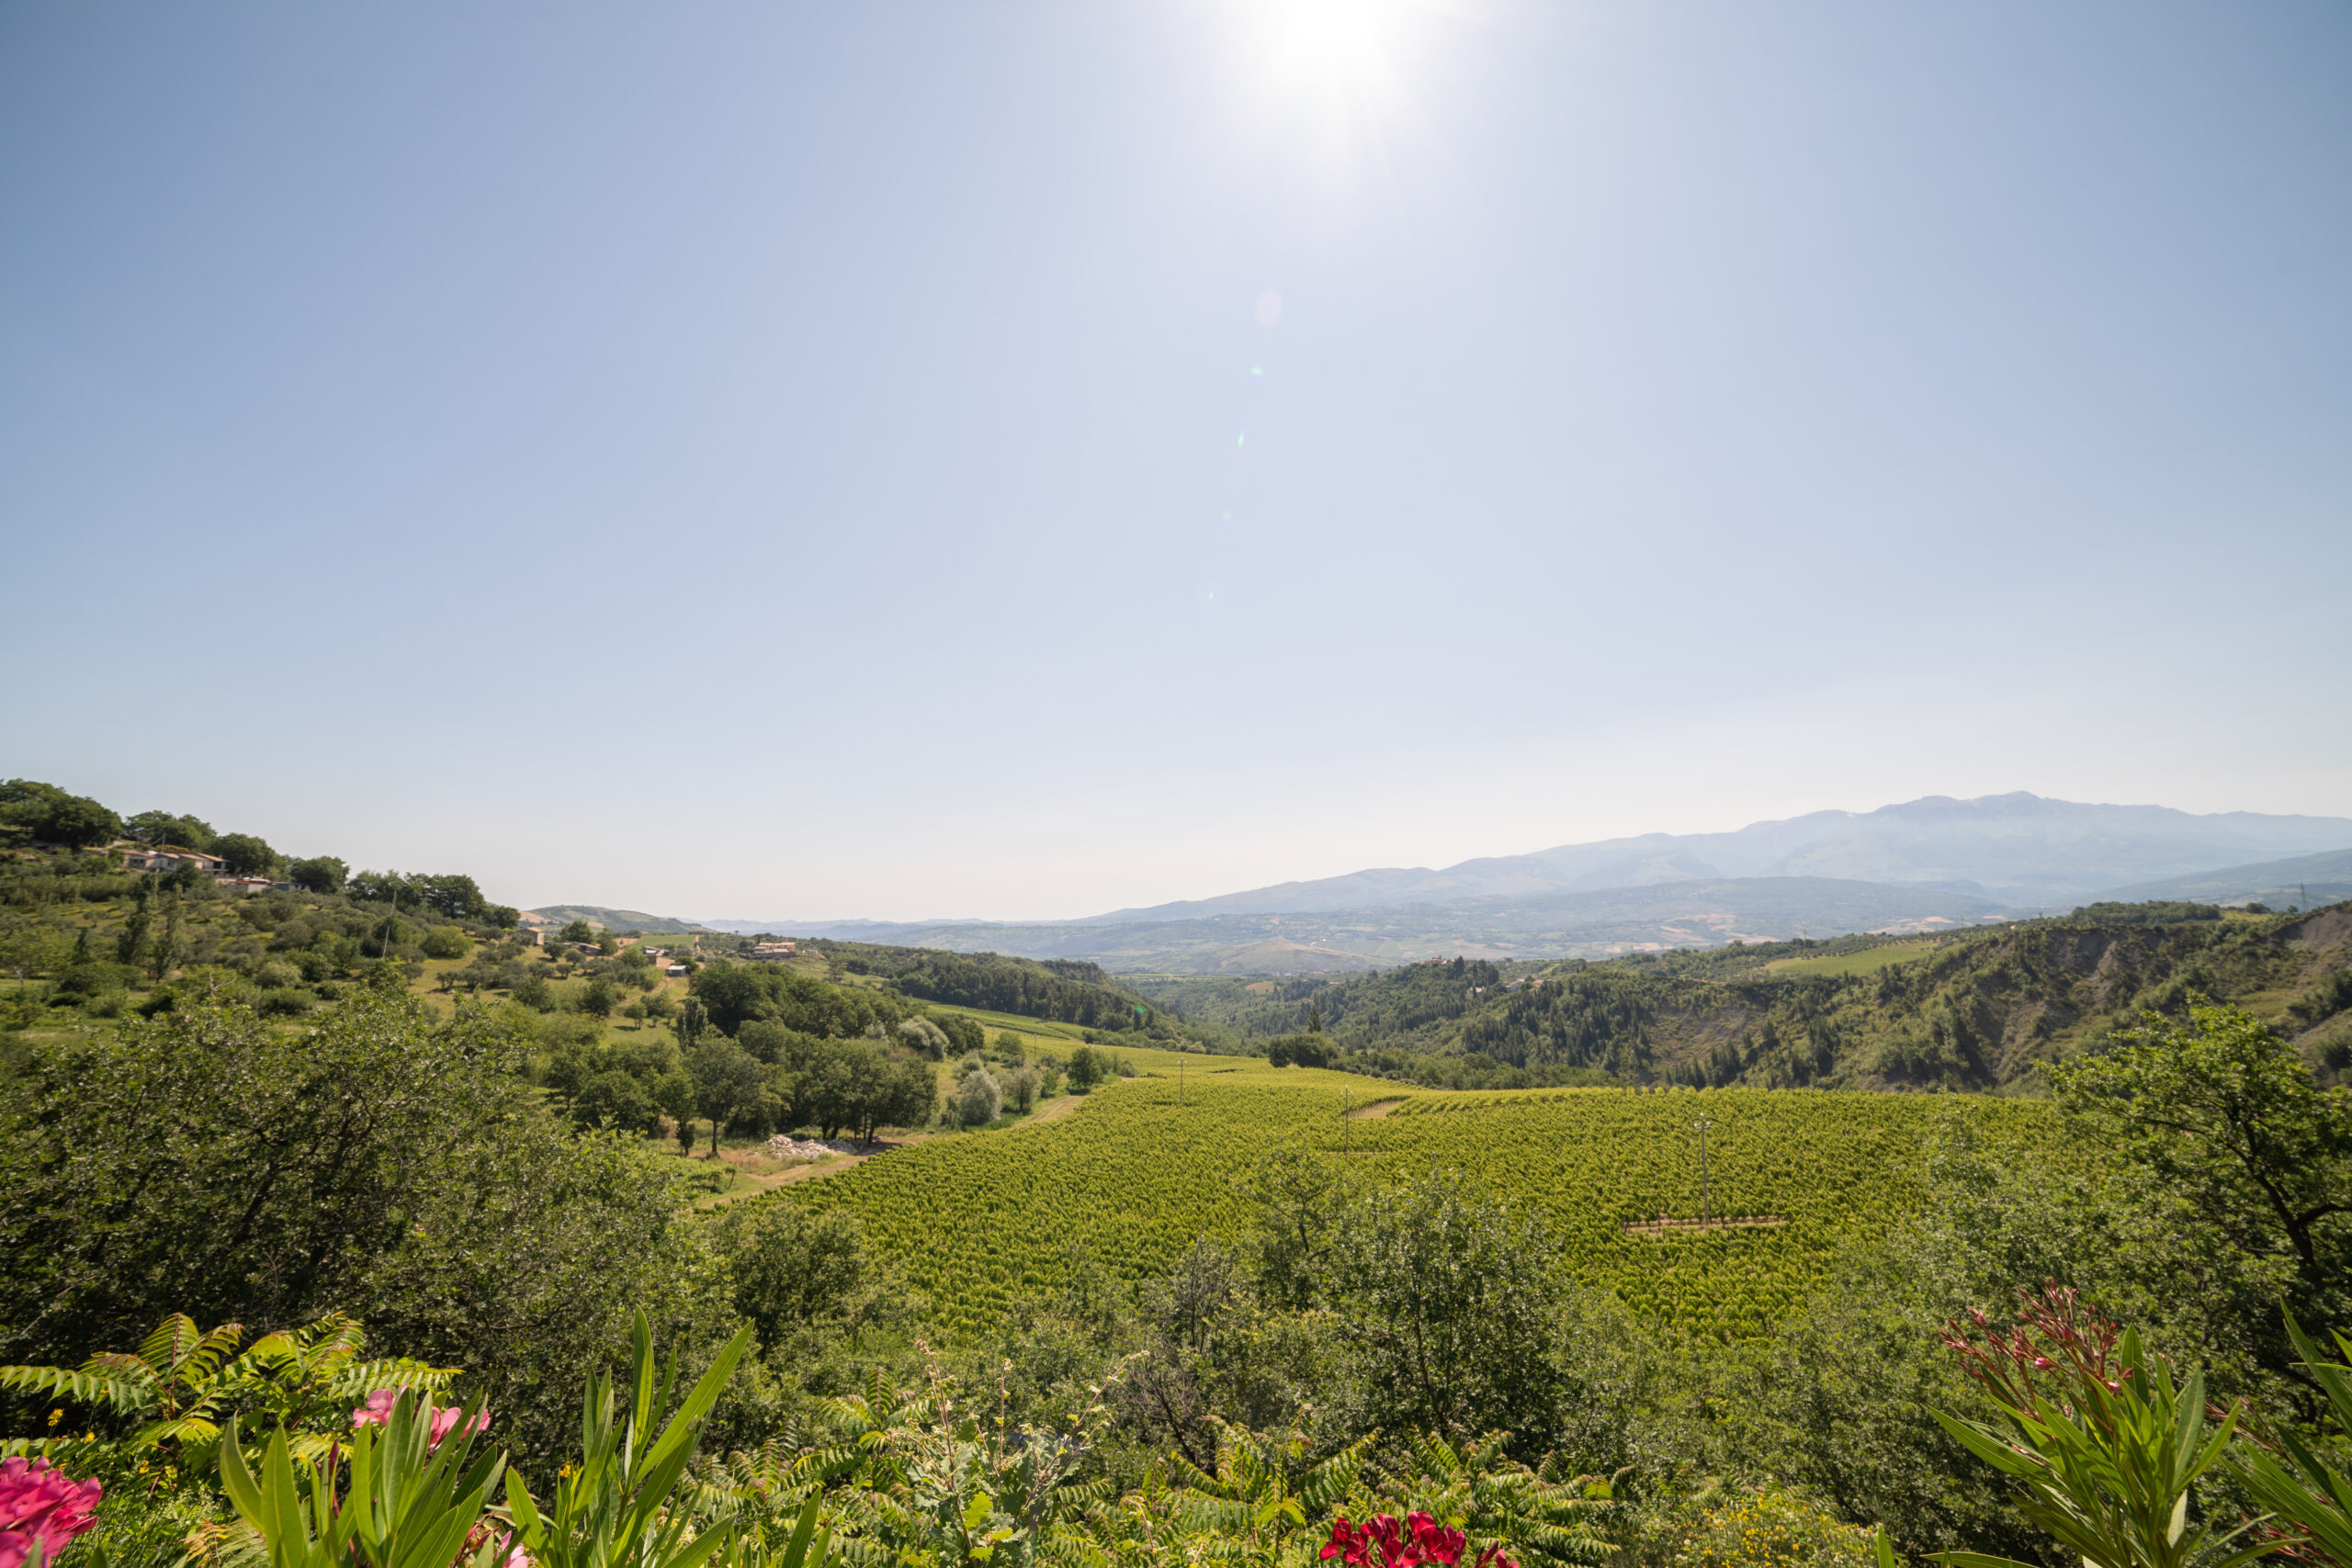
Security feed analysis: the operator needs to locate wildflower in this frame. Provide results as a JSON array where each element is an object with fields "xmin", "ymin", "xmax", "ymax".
[{"xmin": 0, "ymin": 1456, "xmax": 103, "ymax": 1568}]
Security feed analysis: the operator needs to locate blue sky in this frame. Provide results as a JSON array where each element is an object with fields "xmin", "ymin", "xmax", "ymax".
[{"xmin": 2, "ymin": 1, "xmax": 2346, "ymax": 920}]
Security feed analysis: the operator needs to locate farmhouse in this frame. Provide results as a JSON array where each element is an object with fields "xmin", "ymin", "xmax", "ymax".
[{"xmin": 118, "ymin": 845, "xmax": 228, "ymax": 876}]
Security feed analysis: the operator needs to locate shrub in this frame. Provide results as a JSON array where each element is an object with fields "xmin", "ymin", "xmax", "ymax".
[
  {"xmin": 256, "ymin": 987, "xmax": 314, "ymax": 1018},
  {"xmin": 421, "ymin": 926, "xmax": 470, "ymax": 960},
  {"xmin": 1006, "ymin": 1065, "xmax": 1040, "ymax": 1112},
  {"xmin": 1066, "ymin": 1045, "xmax": 1107, "ymax": 1091},
  {"xmin": 252, "ymin": 958, "xmax": 301, "ymax": 989},
  {"xmin": 1667, "ymin": 1488, "xmax": 1875, "ymax": 1568},
  {"xmin": 957, "ymin": 1068, "xmax": 1002, "ymax": 1126}
]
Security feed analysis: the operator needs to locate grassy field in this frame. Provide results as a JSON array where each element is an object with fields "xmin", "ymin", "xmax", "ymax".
[
  {"xmin": 786, "ymin": 1055, "xmax": 2058, "ymax": 1340},
  {"xmin": 1758, "ymin": 940, "xmax": 1942, "ymax": 978}
]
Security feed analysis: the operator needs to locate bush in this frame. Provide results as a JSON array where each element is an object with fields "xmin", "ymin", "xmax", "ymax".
[
  {"xmin": 256, "ymin": 987, "xmax": 314, "ymax": 1017},
  {"xmin": 1065, "ymin": 1045, "xmax": 1108, "ymax": 1091},
  {"xmin": 0, "ymin": 994, "xmax": 736, "ymax": 1461},
  {"xmin": 421, "ymin": 926, "xmax": 470, "ymax": 960},
  {"xmin": 957, "ymin": 1067, "xmax": 1003, "ymax": 1126},
  {"xmin": 252, "ymin": 958, "xmax": 301, "ymax": 989},
  {"xmin": 572, "ymin": 1067, "xmax": 661, "ymax": 1134},
  {"xmin": 1006, "ymin": 1064, "xmax": 1040, "ymax": 1112}
]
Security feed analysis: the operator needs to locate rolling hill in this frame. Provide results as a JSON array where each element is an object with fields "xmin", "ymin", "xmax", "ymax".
[
  {"xmin": 2087, "ymin": 848, "xmax": 2352, "ymax": 909},
  {"xmin": 772, "ymin": 877, "xmax": 2010, "ymax": 973}
]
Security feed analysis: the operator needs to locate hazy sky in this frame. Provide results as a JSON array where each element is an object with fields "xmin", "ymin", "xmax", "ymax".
[{"xmin": 3, "ymin": 1, "xmax": 2346, "ymax": 920}]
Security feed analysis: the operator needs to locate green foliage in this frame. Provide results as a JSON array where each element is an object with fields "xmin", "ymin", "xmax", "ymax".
[
  {"xmin": 422, "ymin": 926, "xmax": 471, "ymax": 960},
  {"xmin": 0, "ymin": 780, "xmax": 124, "ymax": 849},
  {"xmin": 1929, "ymin": 1287, "xmax": 2263, "ymax": 1568},
  {"xmin": 2069, "ymin": 903, "xmax": 2223, "ymax": 926},
  {"xmin": 2225, "ymin": 1312, "xmax": 2352, "ymax": 1568},
  {"xmin": 1, "ymin": 1311, "xmax": 454, "ymax": 1472},
  {"xmin": 2051, "ymin": 999, "xmax": 2352, "ymax": 1384},
  {"xmin": 0, "ymin": 993, "xmax": 734, "ymax": 1461},
  {"xmin": 220, "ymin": 1390, "xmax": 510, "ymax": 1568},
  {"xmin": 213, "ymin": 833, "xmax": 279, "ymax": 876},
  {"xmin": 126, "ymin": 810, "xmax": 217, "ymax": 851},
  {"xmin": 288, "ymin": 855, "xmax": 347, "ymax": 895},
  {"xmin": 822, "ymin": 944, "xmax": 1159, "ymax": 1032},
  {"xmin": 956, "ymin": 1068, "xmax": 1002, "ymax": 1126}
]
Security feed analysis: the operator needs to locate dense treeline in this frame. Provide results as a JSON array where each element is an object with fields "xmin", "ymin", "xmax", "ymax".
[{"xmin": 811, "ymin": 941, "xmax": 1180, "ymax": 1036}]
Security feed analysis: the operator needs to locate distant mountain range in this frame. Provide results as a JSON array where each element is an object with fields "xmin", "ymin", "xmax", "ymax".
[
  {"xmin": 638, "ymin": 793, "xmax": 2352, "ymax": 974},
  {"xmin": 1077, "ymin": 793, "xmax": 2352, "ymax": 918}
]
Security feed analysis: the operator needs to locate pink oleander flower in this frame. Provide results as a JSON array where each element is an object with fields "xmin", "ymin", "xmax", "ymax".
[
  {"xmin": 352, "ymin": 1391, "xmax": 491, "ymax": 1451},
  {"xmin": 0, "ymin": 1456, "xmax": 102, "ymax": 1568},
  {"xmin": 460, "ymin": 1519, "xmax": 531, "ymax": 1568}
]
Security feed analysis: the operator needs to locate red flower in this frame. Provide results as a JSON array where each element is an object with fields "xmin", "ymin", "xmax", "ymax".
[
  {"xmin": 0, "ymin": 1457, "xmax": 102, "ymax": 1568},
  {"xmin": 1408, "ymin": 1512, "xmax": 1466, "ymax": 1568},
  {"xmin": 1321, "ymin": 1513, "xmax": 1480, "ymax": 1568},
  {"xmin": 1476, "ymin": 1546, "xmax": 1521, "ymax": 1568}
]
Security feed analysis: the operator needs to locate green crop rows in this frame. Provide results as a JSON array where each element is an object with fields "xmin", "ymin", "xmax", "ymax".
[{"xmin": 796, "ymin": 1052, "xmax": 2058, "ymax": 1340}]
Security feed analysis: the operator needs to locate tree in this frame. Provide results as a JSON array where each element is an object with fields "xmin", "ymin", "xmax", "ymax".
[
  {"xmin": 1066, "ymin": 1045, "xmax": 1108, "ymax": 1091},
  {"xmin": 125, "ymin": 810, "xmax": 215, "ymax": 850},
  {"xmin": 420, "ymin": 927, "xmax": 469, "ymax": 960},
  {"xmin": 560, "ymin": 919, "xmax": 595, "ymax": 945},
  {"xmin": 2052, "ymin": 998, "xmax": 2352, "ymax": 1379},
  {"xmin": 1326, "ymin": 1173, "xmax": 1575, "ymax": 1457},
  {"xmin": 288, "ymin": 856, "xmax": 347, "ymax": 895},
  {"xmin": 687, "ymin": 1039, "xmax": 765, "ymax": 1155},
  {"xmin": 958, "ymin": 1068, "xmax": 1003, "ymax": 1127},
  {"xmin": 408, "ymin": 874, "xmax": 487, "ymax": 919},
  {"xmin": 571, "ymin": 1068, "xmax": 660, "ymax": 1134},
  {"xmin": 715, "ymin": 1201, "xmax": 899, "ymax": 1356},
  {"xmin": 33, "ymin": 793, "xmax": 122, "ymax": 849},
  {"xmin": 674, "ymin": 997, "xmax": 709, "ymax": 1052},
  {"xmin": 582, "ymin": 975, "xmax": 617, "ymax": 1019},
  {"xmin": 212, "ymin": 833, "xmax": 278, "ymax": 876}
]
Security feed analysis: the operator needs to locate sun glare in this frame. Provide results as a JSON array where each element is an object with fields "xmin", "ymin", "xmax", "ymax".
[{"xmin": 1238, "ymin": 0, "xmax": 1426, "ymax": 105}]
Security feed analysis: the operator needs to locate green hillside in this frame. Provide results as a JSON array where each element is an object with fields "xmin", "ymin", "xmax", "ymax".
[
  {"xmin": 528, "ymin": 904, "xmax": 718, "ymax": 935},
  {"xmin": 1132, "ymin": 903, "xmax": 2352, "ymax": 1091},
  {"xmin": 795, "ymin": 1046, "xmax": 2060, "ymax": 1339}
]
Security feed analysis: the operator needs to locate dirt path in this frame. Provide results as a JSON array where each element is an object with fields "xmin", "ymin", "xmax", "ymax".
[
  {"xmin": 1016, "ymin": 1091, "xmax": 1089, "ymax": 1129},
  {"xmin": 1345, "ymin": 1097, "xmax": 1407, "ymax": 1120}
]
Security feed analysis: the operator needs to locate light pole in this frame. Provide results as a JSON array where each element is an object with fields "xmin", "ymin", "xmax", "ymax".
[{"xmin": 1693, "ymin": 1115, "xmax": 1715, "ymax": 1225}]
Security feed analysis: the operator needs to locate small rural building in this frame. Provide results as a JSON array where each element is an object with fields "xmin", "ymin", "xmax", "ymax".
[
  {"xmin": 118, "ymin": 845, "xmax": 229, "ymax": 875},
  {"xmin": 516, "ymin": 929, "xmax": 545, "ymax": 946},
  {"xmin": 216, "ymin": 875, "xmax": 276, "ymax": 895},
  {"xmin": 748, "ymin": 941, "xmax": 798, "ymax": 959},
  {"xmin": 665, "ymin": 964, "xmax": 689, "ymax": 977}
]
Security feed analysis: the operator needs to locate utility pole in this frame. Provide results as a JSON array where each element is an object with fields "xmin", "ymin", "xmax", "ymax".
[{"xmin": 1693, "ymin": 1115, "xmax": 1715, "ymax": 1225}]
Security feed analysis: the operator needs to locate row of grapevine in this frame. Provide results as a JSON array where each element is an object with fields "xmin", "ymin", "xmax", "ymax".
[{"xmin": 793, "ymin": 1050, "xmax": 2058, "ymax": 1341}]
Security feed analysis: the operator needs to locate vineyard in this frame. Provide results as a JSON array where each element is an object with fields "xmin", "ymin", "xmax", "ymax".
[{"xmin": 795, "ymin": 1046, "xmax": 2060, "ymax": 1339}]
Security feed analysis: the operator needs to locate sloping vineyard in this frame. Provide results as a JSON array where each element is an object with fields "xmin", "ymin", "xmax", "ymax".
[{"xmin": 796, "ymin": 1051, "xmax": 2059, "ymax": 1339}]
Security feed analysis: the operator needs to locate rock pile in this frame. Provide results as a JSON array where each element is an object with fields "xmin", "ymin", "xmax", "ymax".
[{"xmin": 762, "ymin": 1134, "xmax": 868, "ymax": 1161}]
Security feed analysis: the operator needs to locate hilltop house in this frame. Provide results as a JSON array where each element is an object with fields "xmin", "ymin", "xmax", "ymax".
[
  {"xmin": 748, "ymin": 940, "xmax": 797, "ymax": 960},
  {"xmin": 118, "ymin": 845, "xmax": 228, "ymax": 876}
]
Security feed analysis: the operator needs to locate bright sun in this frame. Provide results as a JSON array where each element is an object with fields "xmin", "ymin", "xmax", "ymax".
[{"xmin": 1240, "ymin": 0, "xmax": 1424, "ymax": 102}]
